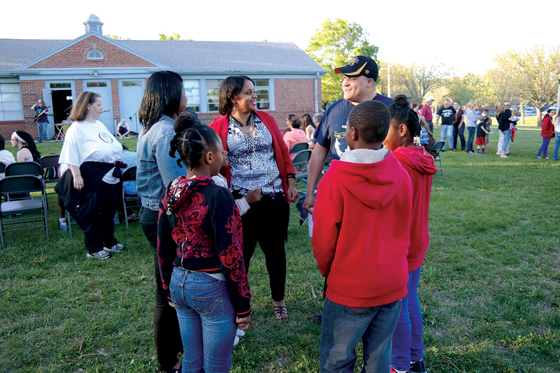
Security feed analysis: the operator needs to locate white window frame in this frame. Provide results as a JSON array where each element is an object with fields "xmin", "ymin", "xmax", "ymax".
[
  {"xmin": 198, "ymin": 77, "xmax": 275, "ymax": 113},
  {"xmin": 183, "ymin": 79, "xmax": 201, "ymax": 113},
  {"xmin": 86, "ymin": 49, "xmax": 104, "ymax": 60},
  {"xmin": 0, "ymin": 83, "xmax": 24, "ymax": 122}
]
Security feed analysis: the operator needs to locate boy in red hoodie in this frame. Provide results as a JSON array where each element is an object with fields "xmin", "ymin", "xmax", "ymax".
[
  {"xmin": 312, "ymin": 100, "xmax": 413, "ymax": 373},
  {"xmin": 384, "ymin": 95, "xmax": 438, "ymax": 373}
]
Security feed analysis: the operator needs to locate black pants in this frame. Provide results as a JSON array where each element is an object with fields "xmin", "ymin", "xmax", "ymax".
[
  {"xmin": 240, "ymin": 194, "xmax": 289, "ymax": 302},
  {"xmin": 453, "ymin": 124, "xmax": 466, "ymax": 150},
  {"xmin": 140, "ymin": 207, "xmax": 182, "ymax": 372},
  {"xmin": 78, "ymin": 182, "xmax": 118, "ymax": 253}
]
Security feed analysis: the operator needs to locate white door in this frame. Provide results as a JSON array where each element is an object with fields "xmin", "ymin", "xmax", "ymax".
[
  {"xmin": 83, "ymin": 81, "xmax": 113, "ymax": 134},
  {"xmin": 119, "ymin": 80, "xmax": 145, "ymax": 134}
]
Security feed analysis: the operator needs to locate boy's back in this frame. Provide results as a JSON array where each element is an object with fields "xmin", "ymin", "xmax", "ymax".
[{"xmin": 312, "ymin": 148, "xmax": 413, "ymax": 308}]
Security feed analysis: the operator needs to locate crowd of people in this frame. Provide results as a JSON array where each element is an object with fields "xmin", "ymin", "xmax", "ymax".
[{"xmin": 6, "ymin": 50, "xmax": 557, "ymax": 373}]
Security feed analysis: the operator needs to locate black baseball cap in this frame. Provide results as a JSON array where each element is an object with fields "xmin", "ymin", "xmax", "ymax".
[{"xmin": 335, "ymin": 56, "xmax": 379, "ymax": 81}]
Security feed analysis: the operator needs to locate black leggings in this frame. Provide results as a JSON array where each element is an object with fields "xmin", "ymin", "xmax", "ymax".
[
  {"xmin": 78, "ymin": 182, "xmax": 118, "ymax": 253},
  {"xmin": 239, "ymin": 194, "xmax": 289, "ymax": 302}
]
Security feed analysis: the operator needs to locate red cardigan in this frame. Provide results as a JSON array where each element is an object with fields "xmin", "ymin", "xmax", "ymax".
[
  {"xmin": 210, "ymin": 111, "xmax": 296, "ymax": 202},
  {"xmin": 541, "ymin": 115, "xmax": 555, "ymax": 139}
]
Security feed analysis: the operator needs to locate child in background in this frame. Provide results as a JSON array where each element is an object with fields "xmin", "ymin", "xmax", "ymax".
[
  {"xmin": 483, "ymin": 111, "xmax": 492, "ymax": 150},
  {"xmin": 312, "ymin": 100, "xmax": 413, "ymax": 373},
  {"xmin": 510, "ymin": 108, "xmax": 520, "ymax": 143},
  {"xmin": 157, "ymin": 113, "xmax": 252, "ymax": 372},
  {"xmin": 477, "ymin": 112, "xmax": 490, "ymax": 154},
  {"xmin": 384, "ymin": 95, "xmax": 438, "ymax": 373}
]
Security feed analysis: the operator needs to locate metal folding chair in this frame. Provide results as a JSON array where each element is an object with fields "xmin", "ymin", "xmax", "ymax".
[
  {"xmin": 289, "ymin": 142, "xmax": 309, "ymax": 155},
  {"xmin": 429, "ymin": 141, "xmax": 445, "ymax": 175},
  {"xmin": 121, "ymin": 167, "xmax": 141, "ymax": 229}
]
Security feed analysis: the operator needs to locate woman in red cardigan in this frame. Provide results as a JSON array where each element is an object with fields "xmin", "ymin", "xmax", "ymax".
[
  {"xmin": 536, "ymin": 109, "xmax": 557, "ymax": 159},
  {"xmin": 210, "ymin": 76, "xmax": 298, "ymax": 320}
]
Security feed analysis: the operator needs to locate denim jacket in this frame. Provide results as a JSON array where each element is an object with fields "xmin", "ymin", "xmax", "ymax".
[{"xmin": 137, "ymin": 115, "xmax": 186, "ymax": 211}]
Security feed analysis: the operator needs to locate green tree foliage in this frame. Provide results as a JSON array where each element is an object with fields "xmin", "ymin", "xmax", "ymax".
[
  {"xmin": 390, "ymin": 63, "xmax": 451, "ymax": 104},
  {"xmin": 494, "ymin": 45, "xmax": 560, "ymax": 126},
  {"xmin": 159, "ymin": 33, "xmax": 185, "ymax": 40},
  {"xmin": 447, "ymin": 74, "xmax": 492, "ymax": 106},
  {"xmin": 105, "ymin": 34, "xmax": 131, "ymax": 40},
  {"xmin": 306, "ymin": 19, "xmax": 378, "ymax": 104}
]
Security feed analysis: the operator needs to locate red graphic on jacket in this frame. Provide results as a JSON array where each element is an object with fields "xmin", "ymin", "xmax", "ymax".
[{"xmin": 157, "ymin": 175, "xmax": 251, "ymax": 316}]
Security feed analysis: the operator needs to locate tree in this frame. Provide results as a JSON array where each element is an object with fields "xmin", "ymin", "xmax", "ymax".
[
  {"xmin": 447, "ymin": 73, "xmax": 492, "ymax": 106},
  {"xmin": 484, "ymin": 68, "xmax": 521, "ymax": 107},
  {"xmin": 159, "ymin": 33, "xmax": 185, "ymax": 40},
  {"xmin": 306, "ymin": 19, "xmax": 378, "ymax": 104},
  {"xmin": 494, "ymin": 45, "xmax": 560, "ymax": 126},
  {"xmin": 390, "ymin": 62, "xmax": 451, "ymax": 104}
]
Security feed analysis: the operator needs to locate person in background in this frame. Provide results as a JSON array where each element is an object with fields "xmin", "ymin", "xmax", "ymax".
[
  {"xmin": 301, "ymin": 114, "xmax": 315, "ymax": 142},
  {"xmin": 434, "ymin": 99, "xmax": 456, "ymax": 151},
  {"xmin": 0, "ymin": 134, "xmax": 15, "ymax": 173},
  {"xmin": 31, "ymin": 99, "xmax": 49, "ymax": 143},
  {"xmin": 419, "ymin": 97, "xmax": 435, "ymax": 133},
  {"xmin": 476, "ymin": 110, "xmax": 490, "ymax": 154},
  {"xmin": 553, "ymin": 113, "xmax": 560, "ymax": 161},
  {"xmin": 536, "ymin": 109, "xmax": 556, "ymax": 159},
  {"xmin": 10, "ymin": 131, "xmax": 41, "ymax": 163},
  {"xmin": 452, "ymin": 101, "xmax": 465, "ymax": 150},
  {"xmin": 465, "ymin": 101, "xmax": 479, "ymax": 154},
  {"xmin": 284, "ymin": 117, "xmax": 308, "ymax": 159},
  {"xmin": 137, "ymin": 70, "xmax": 186, "ymax": 373},
  {"xmin": 496, "ymin": 102, "xmax": 512, "ymax": 156},
  {"xmin": 282, "ymin": 113, "xmax": 296, "ymax": 137},
  {"xmin": 309, "ymin": 113, "xmax": 323, "ymax": 149},
  {"xmin": 117, "ymin": 119, "xmax": 130, "ymax": 139}
]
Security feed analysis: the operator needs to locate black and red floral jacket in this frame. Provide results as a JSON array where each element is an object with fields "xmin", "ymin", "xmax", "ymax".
[{"xmin": 157, "ymin": 175, "xmax": 251, "ymax": 317}]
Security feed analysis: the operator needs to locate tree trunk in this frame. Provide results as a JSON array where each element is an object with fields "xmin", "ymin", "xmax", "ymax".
[{"xmin": 536, "ymin": 107, "xmax": 542, "ymax": 127}]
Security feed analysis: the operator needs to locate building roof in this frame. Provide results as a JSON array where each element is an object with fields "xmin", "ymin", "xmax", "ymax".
[{"xmin": 0, "ymin": 37, "xmax": 326, "ymax": 75}]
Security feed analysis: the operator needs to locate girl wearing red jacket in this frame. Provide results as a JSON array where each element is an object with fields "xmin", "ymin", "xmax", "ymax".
[
  {"xmin": 384, "ymin": 95, "xmax": 438, "ymax": 373},
  {"xmin": 536, "ymin": 109, "xmax": 557, "ymax": 159},
  {"xmin": 210, "ymin": 76, "xmax": 298, "ymax": 320}
]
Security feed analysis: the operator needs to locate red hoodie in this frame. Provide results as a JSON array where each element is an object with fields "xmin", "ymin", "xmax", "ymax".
[
  {"xmin": 312, "ymin": 150, "xmax": 413, "ymax": 308},
  {"xmin": 393, "ymin": 147, "xmax": 438, "ymax": 272},
  {"xmin": 541, "ymin": 115, "xmax": 554, "ymax": 139}
]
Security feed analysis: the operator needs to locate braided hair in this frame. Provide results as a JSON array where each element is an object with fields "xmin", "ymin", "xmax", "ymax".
[
  {"xmin": 388, "ymin": 94, "xmax": 421, "ymax": 140},
  {"xmin": 169, "ymin": 111, "xmax": 221, "ymax": 169}
]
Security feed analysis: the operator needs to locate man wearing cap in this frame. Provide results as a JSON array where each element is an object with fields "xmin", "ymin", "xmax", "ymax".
[
  {"xmin": 434, "ymin": 99, "xmax": 457, "ymax": 151},
  {"xmin": 419, "ymin": 98, "xmax": 435, "ymax": 133},
  {"xmin": 303, "ymin": 55, "xmax": 393, "ymax": 214}
]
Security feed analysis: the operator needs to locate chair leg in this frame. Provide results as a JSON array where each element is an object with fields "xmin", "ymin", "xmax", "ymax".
[
  {"xmin": 66, "ymin": 211, "xmax": 73, "ymax": 238},
  {"xmin": 43, "ymin": 194, "xmax": 49, "ymax": 240},
  {"xmin": 123, "ymin": 194, "xmax": 129, "ymax": 230},
  {"xmin": 0, "ymin": 219, "xmax": 4, "ymax": 249}
]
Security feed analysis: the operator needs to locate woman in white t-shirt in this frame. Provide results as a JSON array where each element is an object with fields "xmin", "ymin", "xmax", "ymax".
[{"xmin": 58, "ymin": 91, "xmax": 123, "ymax": 260}]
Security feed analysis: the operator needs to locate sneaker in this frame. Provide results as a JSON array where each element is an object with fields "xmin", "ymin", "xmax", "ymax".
[
  {"xmin": 59, "ymin": 218, "xmax": 68, "ymax": 229},
  {"xmin": 313, "ymin": 312, "xmax": 323, "ymax": 324},
  {"xmin": 233, "ymin": 336, "xmax": 241, "ymax": 346},
  {"xmin": 105, "ymin": 243, "xmax": 124, "ymax": 253},
  {"xmin": 87, "ymin": 249, "xmax": 112, "ymax": 260},
  {"xmin": 468, "ymin": 151, "xmax": 475, "ymax": 154},
  {"xmin": 236, "ymin": 328, "xmax": 246, "ymax": 337},
  {"xmin": 390, "ymin": 366, "xmax": 408, "ymax": 373},
  {"xmin": 410, "ymin": 359, "xmax": 427, "ymax": 373}
]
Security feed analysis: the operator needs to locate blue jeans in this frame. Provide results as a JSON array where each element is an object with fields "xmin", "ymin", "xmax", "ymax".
[
  {"xmin": 37, "ymin": 121, "xmax": 48, "ymax": 143},
  {"xmin": 553, "ymin": 134, "xmax": 560, "ymax": 160},
  {"xmin": 537, "ymin": 137, "xmax": 552, "ymax": 158},
  {"xmin": 440, "ymin": 124, "xmax": 453, "ymax": 150},
  {"xmin": 320, "ymin": 297, "xmax": 401, "ymax": 373},
  {"xmin": 501, "ymin": 130, "xmax": 512, "ymax": 153},
  {"xmin": 170, "ymin": 267, "xmax": 237, "ymax": 373},
  {"xmin": 391, "ymin": 267, "xmax": 425, "ymax": 371},
  {"xmin": 466, "ymin": 127, "xmax": 476, "ymax": 153}
]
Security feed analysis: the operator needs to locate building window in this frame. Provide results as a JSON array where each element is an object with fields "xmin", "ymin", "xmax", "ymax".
[
  {"xmin": 86, "ymin": 49, "xmax": 104, "ymax": 60},
  {"xmin": 184, "ymin": 80, "xmax": 200, "ymax": 112},
  {"xmin": 50, "ymin": 83, "xmax": 71, "ymax": 88},
  {"xmin": 86, "ymin": 82, "xmax": 107, "ymax": 87},
  {"xmin": 122, "ymin": 81, "xmax": 142, "ymax": 87},
  {"xmin": 0, "ymin": 84, "xmax": 24, "ymax": 121},
  {"xmin": 206, "ymin": 79, "xmax": 222, "ymax": 112},
  {"xmin": 254, "ymin": 79, "xmax": 270, "ymax": 110}
]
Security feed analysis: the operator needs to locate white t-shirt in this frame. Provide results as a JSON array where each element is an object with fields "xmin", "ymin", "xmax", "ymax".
[
  {"xmin": 59, "ymin": 120, "xmax": 123, "ymax": 184},
  {"xmin": 0, "ymin": 149, "xmax": 15, "ymax": 166}
]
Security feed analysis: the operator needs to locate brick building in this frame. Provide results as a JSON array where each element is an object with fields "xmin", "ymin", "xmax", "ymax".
[{"xmin": 0, "ymin": 14, "xmax": 325, "ymax": 140}]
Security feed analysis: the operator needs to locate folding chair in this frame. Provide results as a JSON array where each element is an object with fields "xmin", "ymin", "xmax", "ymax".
[
  {"xmin": 0, "ymin": 175, "xmax": 49, "ymax": 248},
  {"xmin": 41, "ymin": 155, "xmax": 61, "ymax": 208},
  {"xmin": 4, "ymin": 161, "xmax": 43, "ymax": 178},
  {"xmin": 121, "ymin": 167, "xmax": 141, "ymax": 229},
  {"xmin": 429, "ymin": 141, "xmax": 445, "ymax": 175},
  {"xmin": 292, "ymin": 149, "xmax": 312, "ymax": 184},
  {"xmin": 289, "ymin": 142, "xmax": 309, "ymax": 155}
]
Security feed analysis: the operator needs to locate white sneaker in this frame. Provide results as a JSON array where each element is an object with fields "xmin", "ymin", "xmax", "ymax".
[
  {"xmin": 105, "ymin": 243, "xmax": 124, "ymax": 253},
  {"xmin": 233, "ymin": 336, "xmax": 240, "ymax": 346},
  {"xmin": 236, "ymin": 328, "xmax": 245, "ymax": 337},
  {"xmin": 87, "ymin": 249, "xmax": 112, "ymax": 260}
]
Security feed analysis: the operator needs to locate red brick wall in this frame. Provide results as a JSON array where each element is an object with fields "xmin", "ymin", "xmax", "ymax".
[
  {"xmin": 111, "ymin": 78, "xmax": 120, "ymax": 122},
  {"xmin": 29, "ymin": 35, "xmax": 157, "ymax": 69},
  {"xmin": 0, "ymin": 80, "xmax": 45, "ymax": 140}
]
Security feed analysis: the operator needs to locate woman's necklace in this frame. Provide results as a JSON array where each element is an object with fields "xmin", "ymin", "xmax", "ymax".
[{"xmin": 232, "ymin": 113, "xmax": 254, "ymax": 133}]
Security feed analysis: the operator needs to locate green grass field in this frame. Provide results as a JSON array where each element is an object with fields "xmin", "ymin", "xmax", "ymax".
[{"xmin": 1, "ymin": 130, "xmax": 559, "ymax": 372}]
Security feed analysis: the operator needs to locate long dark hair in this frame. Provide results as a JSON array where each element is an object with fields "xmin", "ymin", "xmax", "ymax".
[
  {"xmin": 138, "ymin": 71, "xmax": 184, "ymax": 134},
  {"xmin": 218, "ymin": 76, "xmax": 255, "ymax": 115},
  {"xmin": 68, "ymin": 91, "xmax": 101, "ymax": 122},
  {"xmin": 301, "ymin": 114, "xmax": 314, "ymax": 130},
  {"xmin": 388, "ymin": 94, "xmax": 420, "ymax": 140},
  {"xmin": 169, "ymin": 111, "xmax": 220, "ymax": 169},
  {"xmin": 15, "ymin": 131, "xmax": 41, "ymax": 162}
]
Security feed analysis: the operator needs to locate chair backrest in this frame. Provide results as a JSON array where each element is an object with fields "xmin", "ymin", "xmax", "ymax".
[
  {"xmin": 429, "ymin": 141, "xmax": 445, "ymax": 157},
  {"xmin": 0, "ymin": 162, "xmax": 6, "ymax": 174},
  {"xmin": 0, "ymin": 175, "xmax": 44, "ymax": 194},
  {"xmin": 41, "ymin": 154, "xmax": 60, "ymax": 168},
  {"xmin": 289, "ymin": 142, "xmax": 309, "ymax": 154},
  {"xmin": 292, "ymin": 149, "xmax": 312, "ymax": 167},
  {"xmin": 4, "ymin": 161, "xmax": 43, "ymax": 177},
  {"xmin": 122, "ymin": 166, "xmax": 137, "ymax": 182}
]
